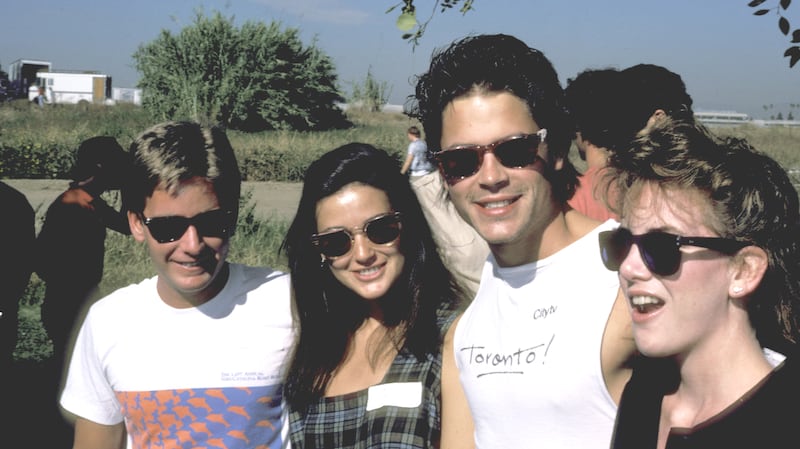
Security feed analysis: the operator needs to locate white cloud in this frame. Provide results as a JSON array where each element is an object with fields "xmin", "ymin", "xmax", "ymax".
[{"xmin": 251, "ymin": 0, "xmax": 370, "ymax": 25}]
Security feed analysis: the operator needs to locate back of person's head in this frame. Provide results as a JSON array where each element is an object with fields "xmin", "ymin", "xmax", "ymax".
[
  {"xmin": 411, "ymin": 33, "xmax": 578, "ymax": 202},
  {"xmin": 617, "ymin": 64, "xmax": 694, "ymax": 140},
  {"xmin": 407, "ymin": 125, "xmax": 422, "ymax": 138},
  {"xmin": 564, "ymin": 68, "xmax": 626, "ymax": 150},
  {"xmin": 282, "ymin": 142, "xmax": 459, "ymax": 408},
  {"xmin": 70, "ymin": 136, "xmax": 130, "ymax": 187},
  {"xmin": 605, "ymin": 118, "xmax": 800, "ymax": 351},
  {"xmin": 124, "ymin": 121, "xmax": 241, "ymax": 220}
]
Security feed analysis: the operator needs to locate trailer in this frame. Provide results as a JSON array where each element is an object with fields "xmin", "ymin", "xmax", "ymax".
[
  {"xmin": 7, "ymin": 58, "xmax": 52, "ymax": 99},
  {"xmin": 29, "ymin": 71, "xmax": 111, "ymax": 104}
]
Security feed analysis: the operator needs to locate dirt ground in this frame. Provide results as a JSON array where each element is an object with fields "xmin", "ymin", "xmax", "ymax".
[{"xmin": 4, "ymin": 178, "xmax": 304, "ymax": 222}]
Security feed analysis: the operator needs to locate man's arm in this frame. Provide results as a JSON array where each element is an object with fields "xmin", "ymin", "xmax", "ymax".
[
  {"xmin": 441, "ymin": 314, "xmax": 475, "ymax": 449},
  {"xmin": 72, "ymin": 417, "xmax": 126, "ymax": 449}
]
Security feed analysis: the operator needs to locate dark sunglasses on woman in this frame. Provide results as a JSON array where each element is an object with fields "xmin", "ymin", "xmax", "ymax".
[
  {"xmin": 433, "ymin": 129, "xmax": 547, "ymax": 184},
  {"xmin": 311, "ymin": 212, "xmax": 402, "ymax": 259},
  {"xmin": 598, "ymin": 227, "xmax": 750, "ymax": 276}
]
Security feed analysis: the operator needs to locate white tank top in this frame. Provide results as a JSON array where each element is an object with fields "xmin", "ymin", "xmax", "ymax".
[{"xmin": 454, "ymin": 220, "xmax": 620, "ymax": 448}]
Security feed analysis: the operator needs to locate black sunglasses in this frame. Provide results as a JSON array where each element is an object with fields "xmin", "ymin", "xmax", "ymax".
[
  {"xmin": 311, "ymin": 212, "xmax": 402, "ymax": 259},
  {"xmin": 142, "ymin": 209, "xmax": 234, "ymax": 244},
  {"xmin": 598, "ymin": 227, "xmax": 749, "ymax": 276},
  {"xmin": 433, "ymin": 129, "xmax": 547, "ymax": 184}
]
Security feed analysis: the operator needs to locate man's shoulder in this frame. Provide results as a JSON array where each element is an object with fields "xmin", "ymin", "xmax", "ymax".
[
  {"xmin": 230, "ymin": 263, "xmax": 289, "ymax": 288},
  {"xmin": 228, "ymin": 263, "xmax": 292, "ymax": 304},
  {"xmin": 90, "ymin": 276, "xmax": 158, "ymax": 314}
]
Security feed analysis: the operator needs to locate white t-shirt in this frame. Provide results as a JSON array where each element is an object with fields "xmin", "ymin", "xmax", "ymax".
[
  {"xmin": 454, "ymin": 220, "xmax": 620, "ymax": 448},
  {"xmin": 61, "ymin": 263, "xmax": 295, "ymax": 449}
]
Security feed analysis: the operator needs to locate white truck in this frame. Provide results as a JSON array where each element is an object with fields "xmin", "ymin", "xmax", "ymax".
[
  {"xmin": 6, "ymin": 58, "xmax": 52, "ymax": 100},
  {"xmin": 28, "ymin": 71, "xmax": 111, "ymax": 104}
]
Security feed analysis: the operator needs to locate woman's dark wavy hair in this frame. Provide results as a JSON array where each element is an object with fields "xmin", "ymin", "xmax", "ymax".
[
  {"xmin": 408, "ymin": 33, "xmax": 579, "ymax": 203},
  {"xmin": 280, "ymin": 143, "xmax": 462, "ymax": 410},
  {"xmin": 602, "ymin": 119, "xmax": 800, "ymax": 354}
]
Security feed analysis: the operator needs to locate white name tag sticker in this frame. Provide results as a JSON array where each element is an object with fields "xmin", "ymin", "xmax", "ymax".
[{"xmin": 365, "ymin": 382, "xmax": 423, "ymax": 411}]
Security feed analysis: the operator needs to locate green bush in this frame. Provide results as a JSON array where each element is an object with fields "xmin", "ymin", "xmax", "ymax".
[{"xmin": 133, "ymin": 10, "xmax": 349, "ymax": 131}]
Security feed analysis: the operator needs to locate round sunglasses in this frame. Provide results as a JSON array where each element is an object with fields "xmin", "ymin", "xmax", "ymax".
[
  {"xmin": 433, "ymin": 129, "xmax": 547, "ymax": 184},
  {"xmin": 142, "ymin": 209, "xmax": 234, "ymax": 244},
  {"xmin": 598, "ymin": 227, "xmax": 750, "ymax": 276},
  {"xmin": 311, "ymin": 212, "xmax": 402, "ymax": 259}
]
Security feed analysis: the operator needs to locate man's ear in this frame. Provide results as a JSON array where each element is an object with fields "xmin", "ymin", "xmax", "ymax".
[
  {"xmin": 729, "ymin": 245, "xmax": 769, "ymax": 298},
  {"xmin": 128, "ymin": 211, "xmax": 146, "ymax": 243}
]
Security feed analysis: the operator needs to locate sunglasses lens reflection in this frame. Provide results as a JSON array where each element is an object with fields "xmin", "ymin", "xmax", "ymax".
[
  {"xmin": 438, "ymin": 134, "xmax": 541, "ymax": 182},
  {"xmin": 438, "ymin": 150, "xmax": 480, "ymax": 180},
  {"xmin": 316, "ymin": 232, "xmax": 352, "ymax": 258},
  {"xmin": 599, "ymin": 229, "xmax": 683, "ymax": 276},
  {"xmin": 314, "ymin": 213, "xmax": 402, "ymax": 259},
  {"xmin": 365, "ymin": 215, "xmax": 402, "ymax": 244},
  {"xmin": 495, "ymin": 135, "xmax": 539, "ymax": 167},
  {"xmin": 640, "ymin": 233, "xmax": 680, "ymax": 276},
  {"xmin": 146, "ymin": 210, "xmax": 230, "ymax": 243}
]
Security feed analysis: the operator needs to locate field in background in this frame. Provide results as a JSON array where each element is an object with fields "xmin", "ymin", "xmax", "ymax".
[{"xmin": 4, "ymin": 103, "xmax": 799, "ymax": 361}]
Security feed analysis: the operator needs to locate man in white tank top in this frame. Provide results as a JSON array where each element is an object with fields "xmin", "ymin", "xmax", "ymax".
[{"xmin": 410, "ymin": 34, "xmax": 637, "ymax": 448}]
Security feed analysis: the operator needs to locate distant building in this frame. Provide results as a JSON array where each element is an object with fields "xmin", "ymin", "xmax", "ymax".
[
  {"xmin": 694, "ymin": 110, "xmax": 753, "ymax": 127},
  {"xmin": 695, "ymin": 110, "xmax": 800, "ymax": 128}
]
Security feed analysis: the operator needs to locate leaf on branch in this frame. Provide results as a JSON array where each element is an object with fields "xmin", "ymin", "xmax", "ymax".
[
  {"xmin": 781, "ymin": 0, "xmax": 791, "ymax": 9},
  {"xmin": 396, "ymin": 12, "xmax": 417, "ymax": 31},
  {"xmin": 754, "ymin": 9, "xmax": 770, "ymax": 15},
  {"xmin": 793, "ymin": 29, "xmax": 800, "ymax": 42},
  {"xmin": 748, "ymin": 0, "xmax": 767, "ymax": 6},
  {"xmin": 784, "ymin": 46, "xmax": 800, "ymax": 67},
  {"xmin": 780, "ymin": 17, "xmax": 791, "ymax": 35}
]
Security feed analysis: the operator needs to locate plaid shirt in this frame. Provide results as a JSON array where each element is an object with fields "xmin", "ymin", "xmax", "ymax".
[{"xmin": 289, "ymin": 308, "xmax": 457, "ymax": 448}]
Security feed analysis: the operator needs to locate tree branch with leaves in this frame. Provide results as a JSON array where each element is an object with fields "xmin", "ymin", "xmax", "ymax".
[
  {"xmin": 387, "ymin": 0, "xmax": 475, "ymax": 47},
  {"xmin": 749, "ymin": 0, "xmax": 800, "ymax": 67}
]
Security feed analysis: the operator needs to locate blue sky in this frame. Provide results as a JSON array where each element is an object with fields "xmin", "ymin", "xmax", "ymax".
[{"xmin": 1, "ymin": 0, "xmax": 796, "ymax": 119}]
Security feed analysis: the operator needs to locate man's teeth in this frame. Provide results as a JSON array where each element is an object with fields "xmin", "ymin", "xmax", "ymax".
[{"xmin": 484, "ymin": 200, "xmax": 513, "ymax": 209}]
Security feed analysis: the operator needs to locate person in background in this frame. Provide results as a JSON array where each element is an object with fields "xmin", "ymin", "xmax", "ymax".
[
  {"xmin": 0, "ymin": 181, "xmax": 35, "ymax": 433},
  {"xmin": 403, "ymin": 125, "xmax": 489, "ymax": 298},
  {"xmin": 400, "ymin": 125, "xmax": 434, "ymax": 177},
  {"xmin": 34, "ymin": 86, "xmax": 47, "ymax": 107},
  {"xmin": 281, "ymin": 142, "xmax": 471, "ymax": 448},
  {"xmin": 34, "ymin": 136, "xmax": 132, "ymax": 445},
  {"xmin": 37, "ymin": 136, "xmax": 132, "ymax": 379},
  {"xmin": 564, "ymin": 67, "xmax": 623, "ymax": 221},
  {"xmin": 411, "ymin": 33, "xmax": 636, "ymax": 448},
  {"xmin": 617, "ymin": 63, "xmax": 696, "ymax": 138},
  {"xmin": 60, "ymin": 121, "xmax": 294, "ymax": 449},
  {"xmin": 0, "ymin": 181, "xmax": 35, "ymax": 372},
  {"xmin": 600, "ymin": 118, "xmax": 800, "ymax": 448}
]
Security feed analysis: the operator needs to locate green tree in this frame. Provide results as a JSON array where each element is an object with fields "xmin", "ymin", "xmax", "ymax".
[
  {"xmin": 349, "ymin": 67, "xmax": 392, "ymax": 112},
  {"xmin": 133, "ymin": 10, "xmax": 350, "ymax": 131}
]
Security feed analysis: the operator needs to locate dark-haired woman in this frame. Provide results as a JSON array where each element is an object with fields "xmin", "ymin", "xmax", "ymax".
[{"xmin": 281, "ymin": 143, "xmax": 474, "ymax": 448}]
